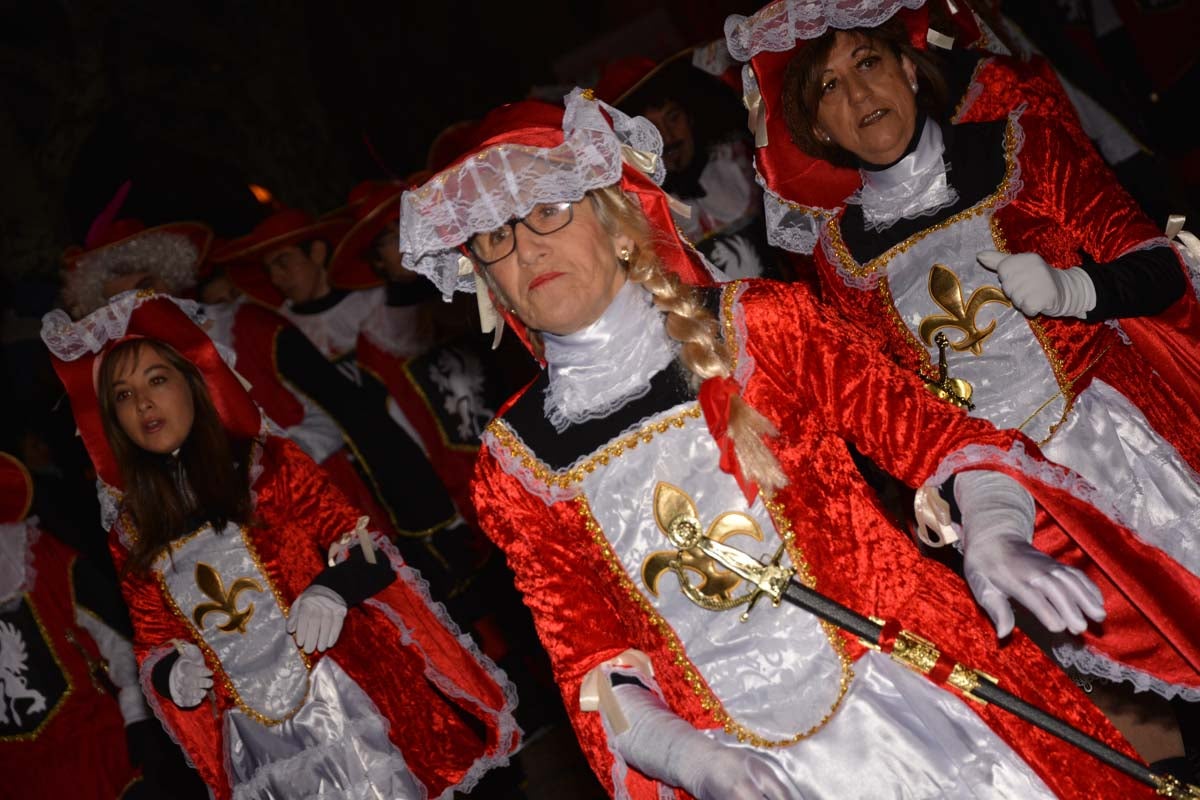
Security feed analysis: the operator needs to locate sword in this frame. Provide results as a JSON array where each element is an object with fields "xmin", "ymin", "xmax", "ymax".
[{"xmin": 697, "ymin": 535, "xmax": 1200, "ymax": 799}]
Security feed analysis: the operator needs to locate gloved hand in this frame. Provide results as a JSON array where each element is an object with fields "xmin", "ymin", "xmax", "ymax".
[
  {"xmin": 167, "ymin": 643, "xmax": 213, "ymax": 709},
  {"xmin": 956, "ymin": 470, "xmax": 1106, "ymax": 638},
  {"xmin": 611, "ymin": 683, "xmax": 796, "ymax": 800},
  {"xmin": 977, "ymin": 250, "xmax": 1096, "ymax": 318},
  {"xmin": 287, "ymin": 585, "xmax": 347, "ymax": 654}
]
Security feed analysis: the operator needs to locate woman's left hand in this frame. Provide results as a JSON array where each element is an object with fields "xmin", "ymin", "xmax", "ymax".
[{"xmin": 287, "ymin": 586, "xmax": 348, "ymax": 653}]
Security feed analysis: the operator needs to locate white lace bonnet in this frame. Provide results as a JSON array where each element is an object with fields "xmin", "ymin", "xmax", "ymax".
[{"xmin": 398, "ymin": 88, "xmax": 669, "ymax": 301}]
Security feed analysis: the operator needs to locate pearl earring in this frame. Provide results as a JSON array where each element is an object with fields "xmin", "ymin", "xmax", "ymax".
[
  {"xmin": 910, "ymin": 80, "xmax": 919, "ymax": 93},
  {"xmin": 619, "ymin": 247, "xmax": 631, "ymax": 265}
]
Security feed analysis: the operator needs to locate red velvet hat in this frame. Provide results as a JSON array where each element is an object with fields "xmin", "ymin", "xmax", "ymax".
[
  {"xmin": 41, "ymin": 293, "xmax": 262, "ymax": 490},
  {"xmin": 210, "ymin": 209, "xmax": 352, "ymax": 307},
  {"xmin": 61, "ymin": 218, "xmax": 214, "ymax": 318},
  {"xmin": 0, "ymin": 453, "xmax": 33, "ymax": 525},
  {"xmin": 327, "ymin": 181, "xmax": 407, "ymax": 290}
]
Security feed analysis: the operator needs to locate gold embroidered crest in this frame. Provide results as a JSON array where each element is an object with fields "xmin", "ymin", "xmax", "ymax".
[
  {"xmin": 192, "ymin": 563, "xmax": 263, "ymax": 634},
  {"xmin": 918, "ymin": 264, "xmax": 1011, "ymax": 355}
]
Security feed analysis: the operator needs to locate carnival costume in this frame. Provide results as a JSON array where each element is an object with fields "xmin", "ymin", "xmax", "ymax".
[
  {"xmin": 729, "ymin": 0, "xmax": 1200, "ymax": 699},
  {"xmin": 0, "ymin": 452, "xmax": 149, "ymax": 799},
  {"xmin": 40, "ymin": 293, "xmax": 518, "ymax": 800},
  {"xmin": 213, "ymin": 211, "xmax": 461, "ymax": 541},
  {"xmin": 397, "ymin": 88, "xmax": 1194, "ymax": 798}
]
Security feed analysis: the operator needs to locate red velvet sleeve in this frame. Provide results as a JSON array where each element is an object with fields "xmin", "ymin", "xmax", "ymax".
[
  {"xmin": 472, "ymin": 447, "xmax": 664, "ymax": 799},
  {"xmin": 741, "ymin": 280, "xmax": 1027, "ymax": 487},
  {"xmin": 1006, "ymin": 115, "xmax": 1165, "ymax": 265}
]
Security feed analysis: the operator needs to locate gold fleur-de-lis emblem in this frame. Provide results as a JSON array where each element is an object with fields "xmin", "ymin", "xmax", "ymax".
[
  {"xmin": 918, "ymin": 264, "xmax": 1011, "ymax": 355},
  {"xmin": 192, "ymin": 563, "xmax": 263, "ymax": 634},
  {"xmin": 641, "ymin": 483, "xmax": 764, "ymax": 611}
]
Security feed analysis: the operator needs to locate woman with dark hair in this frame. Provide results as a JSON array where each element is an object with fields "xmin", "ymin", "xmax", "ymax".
[
  {"xmin": 397, "ymin": 88, "xmax": 1198, "ymax": 797},
  {"xmin": 40, "ymin": 292, "xmax": 518, "ymax": 800},
  {"xmin": 729, "ymin": 0, "xmax": 1200, "ymax": 714}
]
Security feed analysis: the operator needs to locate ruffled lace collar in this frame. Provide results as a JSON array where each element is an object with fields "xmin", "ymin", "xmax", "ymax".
[
  {"xmin": 542, "ymin": 280, "xmax": 676, "ymax": 432},
  {"xmin": 850, "ymin": 117, "xmax": 958, "ymax": 232}
]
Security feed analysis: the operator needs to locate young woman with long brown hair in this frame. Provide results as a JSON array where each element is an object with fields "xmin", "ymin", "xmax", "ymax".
[{"xmin": 42, "ymin": 292, "xmax": 518, "ymax": 800}]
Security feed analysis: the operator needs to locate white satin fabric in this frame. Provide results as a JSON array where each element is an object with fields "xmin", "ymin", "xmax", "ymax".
[
  {"xmin": 282, "ymin": 287, "xmax": 385, "ymax": 362},
  {"xmin": 581, "ymin": 406, "xmax": 844, "ymax": 740},
  {"xmin": 883, "ymin": 211, "xmax": 1066, "ymax": 441},
  {"xmin": 225, "ymin": 657, "xmax": 422, "ymax": 800},
  {"xmin": 741, "ymin": 651, "xmax": 1055, "ymax": 799},
  {"xmin": 578, "ymin": 407, "xmax": 1053, "ymax": 797},
  {"xmin": 1043, "ymin": 379, "xmax": 1200, "ymax": 578},
  {"xmin": 851, "ymin": 119, "xmax": 959, "ymax": 233},
  {"xmin": 157, "ymin": 522, "xmax": 309, "ymax": 720},
  {"xmin": 542, "ymin": 279, "xmax": 677, "ymax": 432}
]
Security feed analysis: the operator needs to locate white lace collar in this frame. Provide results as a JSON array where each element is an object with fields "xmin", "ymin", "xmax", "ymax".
[
  {"xmin": 850, "ymin": 117, "xmax": 958, "ymax": 232},
  {"xmin": 542, "ymin": 280, "xmax": 676, "ymax": 432}
]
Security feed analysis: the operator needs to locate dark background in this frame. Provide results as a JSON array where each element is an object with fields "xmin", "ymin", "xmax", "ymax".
[{"xmin": 0, "ymin": 0, "xmax": 758, "ymax": 285}]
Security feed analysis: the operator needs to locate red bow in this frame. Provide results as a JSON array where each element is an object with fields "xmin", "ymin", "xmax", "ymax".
[{"xmin": 699, "ymin": 376, "xmax": 758, "ymax": 505}]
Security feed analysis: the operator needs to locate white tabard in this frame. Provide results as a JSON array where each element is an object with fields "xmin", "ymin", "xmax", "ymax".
[{"xmin": 572, "ymin": 404, "xmax": 1054, "ymax": 798}]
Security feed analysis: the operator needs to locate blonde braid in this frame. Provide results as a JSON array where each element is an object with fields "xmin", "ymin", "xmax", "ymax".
[{"xmin": 591, "ymin": 187, "xmax": 788, "ymax": 495}]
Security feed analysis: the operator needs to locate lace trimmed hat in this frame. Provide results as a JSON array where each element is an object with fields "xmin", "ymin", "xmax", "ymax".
[
  {"xmin": 41, "ymin": 292, "xmax": 261, "ymax": 490},
  {"xmin": 399, "ymin": 88, "xmax": 718, "ymax": 297}
]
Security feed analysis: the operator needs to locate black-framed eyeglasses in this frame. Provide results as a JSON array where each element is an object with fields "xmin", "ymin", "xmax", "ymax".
[{"xmin": 467, "ymin": 202, "xmax": 574, "ymax": 266}]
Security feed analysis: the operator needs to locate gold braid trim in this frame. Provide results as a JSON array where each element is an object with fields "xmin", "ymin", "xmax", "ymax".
[
  {"xmin": 155, "ymin": 525, "xmax": 311, "ymax": 728},
  {"xmin": 0, "ymin": 595, "xmax": 74, "ymax": 742},
  {"xmin": 485, "ymin": 406, "xmax": 703, "ymax": 491},
  {"xmin": 827, "ymin": 117, "xmax": 1022, "ymax": 280},
  {"xmin": 576, "ymin": 494, "xmax": 853, "ymax": 748}
]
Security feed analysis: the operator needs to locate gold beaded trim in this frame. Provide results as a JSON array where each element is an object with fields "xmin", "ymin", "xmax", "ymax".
[
  {"xmin": 0, "ymin": 595, "xmax": 75, "ymax": 742},
  {"xmin": 485, "ymin": 406, "xmax": 703, "ymax": 491},
  {"xmin": 576, "ymin": 495, "xmax": 853, "ymax": 748},
  {"xmin": 721, "ymin": 281, "xmax": 743, "ymax": 372},
  {"xmin": 155, "ymin": 525, "xmax": 311, "ymax": 728},
  {"xmin": 877, "ymin": 277, "xmax": 936, "ymax": 376},
  {"xmin": 1024, "ymin": 320, "xmax": 1075, "ymax": 443},
  {"xmin": 827, "ymin": 118, "xmax": 1021, "ymax": 280}
]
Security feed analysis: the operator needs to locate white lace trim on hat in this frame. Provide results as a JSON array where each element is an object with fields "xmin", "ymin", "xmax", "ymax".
[
  {"xmin": 725, "ymin": 0, "xmax": 926, "ymax": 63},
  {"xmin": 399, "ymin": 88, "xmax": 665, "ymax": 300}
]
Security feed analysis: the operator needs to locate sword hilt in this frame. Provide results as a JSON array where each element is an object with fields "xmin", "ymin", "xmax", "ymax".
[{"xmin": 691, "ymin": 536, "xmax": 793, "ymax": 622}]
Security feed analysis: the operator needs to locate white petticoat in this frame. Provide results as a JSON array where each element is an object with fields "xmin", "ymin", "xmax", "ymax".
[{"xmin": 225, "ymin": 657, "xmax": 422, "ymax": 800}]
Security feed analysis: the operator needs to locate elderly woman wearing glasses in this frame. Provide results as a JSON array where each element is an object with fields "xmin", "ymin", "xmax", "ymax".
[{"xmin": 398, "ymin": 90, "xmax": 1196, "ymax": 798}]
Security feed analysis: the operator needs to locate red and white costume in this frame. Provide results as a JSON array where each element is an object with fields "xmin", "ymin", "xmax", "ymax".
[
  {"xmin": 398, "ymin": 88, "xmax": 1193, "ymax": 798},
  {"xmin": 41, "ymin": 294, "xmax": 519, "ymax": 800},
  {"xmin": 731, "ymin": 0, "xmax": 1200, "ymax": 698},
  {"xmin": 0, "ymin": 453, "xmax": 144, "ymax": 799}
]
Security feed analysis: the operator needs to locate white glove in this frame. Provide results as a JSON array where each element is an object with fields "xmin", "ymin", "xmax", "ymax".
[
  {"xmin": 168, "ymin": 643, "xmax": 213, "ymax": 709},
  {"xmin": 977, "ymin": 250, "xmax": 1096, "ymax": 318},
  {"xmin": 611, "ymin": 683, "xmax": 796, "ymax": 800},
  {"xmin": 956, "ymin": 470, "xmax": 1106, "ymax": 638},
  {"xmin": 286, "ymin": 585, "xmax": 347, "ymax": 654}
]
